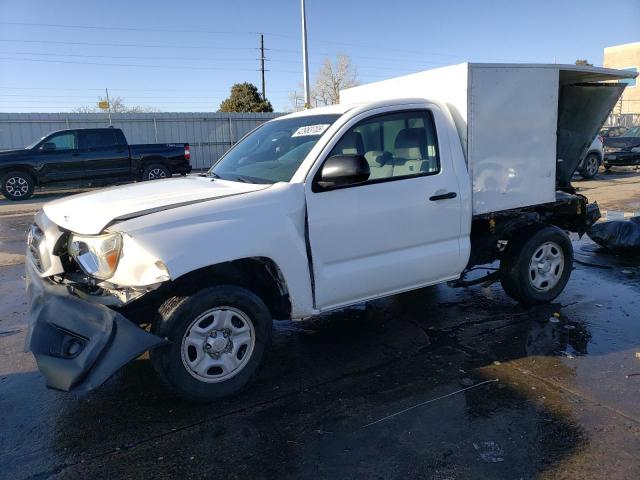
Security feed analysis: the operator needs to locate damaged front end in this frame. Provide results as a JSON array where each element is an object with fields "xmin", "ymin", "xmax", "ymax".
[
  {"xmin": 24, "ymin": 211, "xmax": 170, "ymax": 392},
  {"xmin": 25, "ymin": 259, "xmax": 168, "ymax": 392}
]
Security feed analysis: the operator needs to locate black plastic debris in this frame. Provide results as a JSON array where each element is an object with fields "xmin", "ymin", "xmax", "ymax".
[{"xmin": 588, "ymin": 217, "xmax": 640, "ymax": 253}]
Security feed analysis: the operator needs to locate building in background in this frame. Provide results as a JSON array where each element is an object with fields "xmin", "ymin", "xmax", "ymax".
[{"xmin": 603, "ymin": 42, "xmax": 639, "ymax": 126}]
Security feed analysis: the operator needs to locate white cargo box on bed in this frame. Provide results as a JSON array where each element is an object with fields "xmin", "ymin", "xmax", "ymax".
[{"xmin": 340, "ymin": 63, "xmax": 632, "ymax": 215}]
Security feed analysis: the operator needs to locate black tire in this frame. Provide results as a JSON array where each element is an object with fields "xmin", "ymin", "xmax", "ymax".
[
  {"xmin": 1, "ymin": 170, "xmax": 35, "ymax": 201},
  {"xmin": 499, "ymin": 226, "xmax": 573, "ymax": 305},
  {"xmin": 150, "ymin": 285, "xmax": 272, "ymax": 402},
  {"xmin": 142, "ymin": 163, "xmax": 171, "ymax": 181},
  {"xmin": 579, "ymin": 153, "xmax": 600, "ymax": 179}
]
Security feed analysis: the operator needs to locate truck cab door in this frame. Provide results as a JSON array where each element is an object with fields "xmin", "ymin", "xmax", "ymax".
[
  {"xmin": 78, "ymin": 130, "xmax": 130, "ymax": 180},
  {"xmin": 37, "ymin": 131, "xmax": 86, "ymax": 181},
  {"xmin": 305, "ymin": 106, "xmax": 465, "ymax": 311}
]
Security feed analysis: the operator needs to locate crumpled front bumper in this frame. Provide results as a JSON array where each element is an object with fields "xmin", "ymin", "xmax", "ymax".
[{"xmin": 25, "ymin": 257, "xmax": 168, "ymax": 392}]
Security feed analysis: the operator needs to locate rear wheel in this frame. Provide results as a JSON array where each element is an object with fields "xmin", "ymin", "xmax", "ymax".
[
  {"xmin": 500, "ymin": 226, "xmax": 573, "ymax": 305},
  {"xmin": 1, "ymin": 171, "xmax": 35, "ymax": 201},
  {"xmin": 579, "ymin": 153, "xmax": 600, "ymax": 179},
  {"xmin": 142, "ymin": 164, "xmax": 171, "ymax": 181},
  {"xmin": 150, "ymin": 285, "xmax": 272, "ymax": 402}
]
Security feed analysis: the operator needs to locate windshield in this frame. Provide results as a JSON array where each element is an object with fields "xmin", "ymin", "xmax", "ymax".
[
  {"xmin": 621, "ymin": 126, "xmax": 640, "ymax": 137},
  {"xmin": 25, "ymin": 136, "xmax": 46, "ymax": 149},
  {"xmin": 209, "ymin": 114, "xmax": 340, "ymax": 184}
]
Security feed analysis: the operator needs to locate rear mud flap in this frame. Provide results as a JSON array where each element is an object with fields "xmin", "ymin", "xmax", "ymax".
[{"xmin": 25, "ymin": 260, "xmax": 169, "ymax": 392}]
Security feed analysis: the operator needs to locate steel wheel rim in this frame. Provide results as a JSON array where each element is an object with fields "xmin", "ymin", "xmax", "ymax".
[
  {"xmin": 5, "ymin": 176, "xmax": 28, "ymax": 197},
  {"xmin": 528, "ymin": 241, "xmax": 564, "ymax": 292},
  {"xmin": 586, "ymin": 156, "xmax": 598, "ymax": 176},
  {"xmin": 180, "ymin": 306, "xmax": 256, "ymax": 383},
  {"xmin": 148, "ymin": 168, "xmax": 167, "ymax": 180}
]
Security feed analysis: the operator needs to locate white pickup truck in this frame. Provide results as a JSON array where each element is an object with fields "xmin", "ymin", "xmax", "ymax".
[{"xmin": 25, "ymin": 63, "xmax": 636, "ymax": 401}]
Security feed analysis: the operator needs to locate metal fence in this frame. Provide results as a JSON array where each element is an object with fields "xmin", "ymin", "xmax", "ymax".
[
  {"xmin": 0, "ymin": 112, "xmax": 283, "ymax": 170},
  {"xmin": 605, "ymin": 113, "xmax": 639, "ymax": 128}
]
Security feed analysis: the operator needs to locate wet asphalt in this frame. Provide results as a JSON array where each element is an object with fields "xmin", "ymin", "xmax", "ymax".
[{"xmin": 1, "ymin": 207, "xmax": 640, "ymax": 479}]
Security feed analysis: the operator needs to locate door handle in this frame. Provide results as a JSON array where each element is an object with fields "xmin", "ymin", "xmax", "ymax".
[{"xmin": 429, "ymin": 192, "xmax": 457, "ymax": 201}]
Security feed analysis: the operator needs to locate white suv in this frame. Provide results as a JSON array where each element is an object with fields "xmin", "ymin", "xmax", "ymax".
[{"xmin": 577, "ymin": 135, "xmax": 604, "ymax": 179}]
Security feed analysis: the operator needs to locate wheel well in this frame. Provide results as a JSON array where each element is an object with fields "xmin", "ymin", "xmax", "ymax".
[
  {"xmin": 468, "ymin": 195, "xmax": 589, "ymax": 269},
  {"xmin": 0, "ymin": 166, "xmax": 38, "ymax": 185},
  {"xmin": 586, "ymin": 150, "xmax": 602, "ymax": 162},
  {"xmin": 141, "ymin": 157, "xmax": 168, "ymax": 169},
  {"xmin": 162, "ymin": 257, "xmax": 291, "ymax": 320}
]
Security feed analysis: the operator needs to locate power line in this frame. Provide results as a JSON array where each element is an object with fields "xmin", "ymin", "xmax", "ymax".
[
  {"xmin": 0, "ymin": 21, "xmax": 297, "ymax": 39},
  {"xmin": 0, "ymin": 106, "xmax": 226, "ymax": 110},
  {"xmin": 0, "ymin": 38, "xmax": 259, "ymax": 50},
  {"xmin": 0, "ymin": 37, "xmax": 453, "ymax": 64},
  {"xmin": 270, "ymin": 54, "xmax": 445, "ymax": 67},
  {"xmin": 0, "ymin": 86, "xmax": 293, "ymax": 93},
  {"xmin": 0, "ymin": 50, "xmax": 274, "ymax": 63},
  {"xmin": 0, "ymin": 94, "xmax": 254, "ymax": 99},
  {"xmin": 0, "ymin": 56, "xmax": 300, "ymax": 73},
  {"xmin": 0, "ymin": 100, "xmax": 239, "ymax": 104},
  {"xmin": 0, "ymin": 20, "xmax": 516, "ymax": 61},
  {"xmin": 0, "ymin": 50, "xmax": 441, "ymax": 72}
]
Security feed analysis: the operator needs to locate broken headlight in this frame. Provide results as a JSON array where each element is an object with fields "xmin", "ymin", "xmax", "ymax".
[{"xmin": 68, "ymin": 232, "xmax": 122, "ymax": 280}]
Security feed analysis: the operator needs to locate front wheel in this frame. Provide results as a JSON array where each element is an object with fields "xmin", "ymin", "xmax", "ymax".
[
  {"xmin": 150, "ymin": 285, "xmax": 272, "ymax": 402},
  {"xmin": 142, "ymin": 163, "xmax": 171, "ymax": 181},
  {"xmin": 500, "ymin": 226, "xmax": 573, "ymax": 305},
  {"xmin": 579, "ymin": 153, "xmax": 600, "ymax": 179},
  {"xmin": 1, "ymin": 170, "xmax": 35, "ymax": 201}
]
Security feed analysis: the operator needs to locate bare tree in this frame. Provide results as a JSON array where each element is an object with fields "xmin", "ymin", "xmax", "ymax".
[
  {"xmin": 289, "ymin": 54, "xmax": 360, "ymax": 110},
  {"xmin": 72, "ymin": 96, "xmax": 161, "ymax": 113},
  {"xmin": 313, "ymin": 55, "xmax": 360, "ymax": 106},
  {"xmin": 72, "ymin": 105, "xmax": 99, "ymax": 113}
]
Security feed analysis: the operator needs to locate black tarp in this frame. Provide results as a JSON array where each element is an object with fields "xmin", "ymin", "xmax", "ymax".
[{"xmin": 588, "ymin": 217, "xmax": 640, "ymax": 253}]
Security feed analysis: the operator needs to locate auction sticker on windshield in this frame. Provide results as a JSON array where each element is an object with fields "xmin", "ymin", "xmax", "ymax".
[{"xmin": 292, "ymin": 124, "xmax": 330, "ymax": 137}]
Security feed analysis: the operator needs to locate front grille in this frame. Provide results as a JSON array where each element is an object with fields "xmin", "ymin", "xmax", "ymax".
[{"xmin": 27, "ymin": 223, "xmax": 45, "ymax": 272}]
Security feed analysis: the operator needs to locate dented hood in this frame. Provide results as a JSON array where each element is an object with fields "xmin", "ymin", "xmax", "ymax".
[{"xmin": 43, "ymin": 176, "xmax": 270, "ymax": 235}]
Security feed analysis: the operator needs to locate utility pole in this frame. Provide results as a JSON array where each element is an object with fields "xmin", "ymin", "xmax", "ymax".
[
  {"xmin": 105, "ymin": 87, "xmax": 112, "ymax": 126},
  {"xmin": 301, "ymin": 0, "xmax": 311, "ymax": 109},
  {"xmin": 260, "ymin": 34, "xmax": 266, "ymax": 101}
]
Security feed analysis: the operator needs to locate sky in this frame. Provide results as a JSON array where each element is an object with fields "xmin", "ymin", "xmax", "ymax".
[{"xmin": 0, "ymin": 0, "xmax": 638, "ymax": 113}]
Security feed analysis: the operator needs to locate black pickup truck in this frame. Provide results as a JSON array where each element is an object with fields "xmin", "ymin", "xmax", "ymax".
[{"xmin": 0, "ymin": 127, "xmax": 192, "ymax": 200}]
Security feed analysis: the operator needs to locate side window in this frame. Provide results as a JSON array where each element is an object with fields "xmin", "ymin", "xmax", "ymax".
[
  {"xmin": 81, "ymin": 131, "xmax": 118, "ymax": 149},
  {"xmin": 328, "ymin": 110, "xmax": 440, "ymax": 182},
  {"xmin": 45, "ymin": 132, "xmax": 77, "ymax": 151}
]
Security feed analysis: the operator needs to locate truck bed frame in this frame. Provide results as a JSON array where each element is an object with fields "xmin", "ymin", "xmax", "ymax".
[{"xmin": 453, "ymin": 192, "xmax": 600, "ymax": 287}]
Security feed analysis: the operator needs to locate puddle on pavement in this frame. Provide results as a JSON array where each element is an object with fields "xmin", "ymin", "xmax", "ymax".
[{"xmin": 1, "ymin": 239, "xmax": 639, "ymax": 478}]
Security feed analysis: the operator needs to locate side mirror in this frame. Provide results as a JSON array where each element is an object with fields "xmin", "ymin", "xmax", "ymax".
[
  {"xmin": 42, "ymin": 142, "xmax": 56, "ymax": 152},
  {"xmin": 315, "ymin": 154, "xmax": 370, "ymax": 190}
]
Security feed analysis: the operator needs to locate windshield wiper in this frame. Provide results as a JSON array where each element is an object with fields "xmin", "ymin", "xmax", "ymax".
[{"xmin": 233, "ymin": 175, "xmax": 252, "ymax": 184}]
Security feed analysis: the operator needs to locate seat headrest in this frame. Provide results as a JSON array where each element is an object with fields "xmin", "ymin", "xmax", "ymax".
[
  {"xmin": 334, "ymin": 131, "xmax": 364, "ymax": 156},
  {"xmin": 394, "ymin": 128, "xmax": 427, "ymax": 160},
  {"xmin": 394, "ymin": 128, "xmax": 427, "ymax": 150}
]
